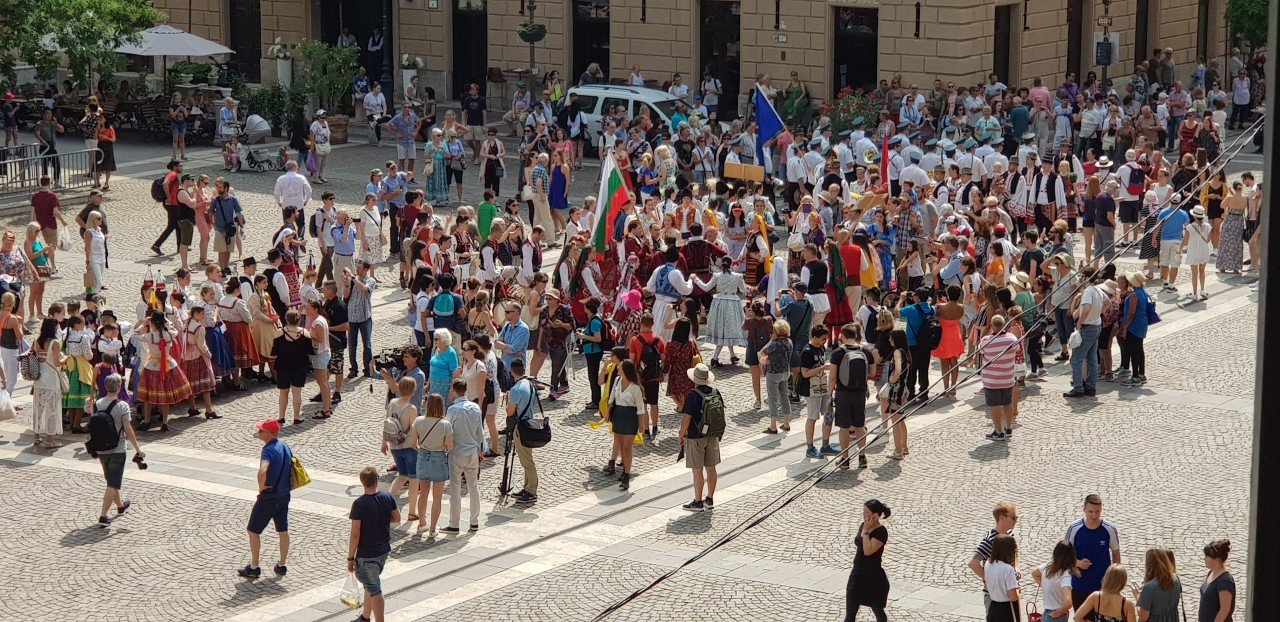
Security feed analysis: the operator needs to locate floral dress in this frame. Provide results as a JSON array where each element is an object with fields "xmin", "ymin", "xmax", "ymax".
[
  {"xmin": 423, "ymin": 140, "xmax": 450, "ymax": 203},
  {"xmin": 0, "ymin": 248, "xmax": 29, "ymax": 285},
  {"xmin": 663, "ymin": 339, "xmax": 698, "ymax": 399}
]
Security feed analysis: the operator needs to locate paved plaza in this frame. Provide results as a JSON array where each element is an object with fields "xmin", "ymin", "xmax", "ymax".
[{"xmin": 0, "ymin": 133, "xmax": 1258, "ymax": 621}]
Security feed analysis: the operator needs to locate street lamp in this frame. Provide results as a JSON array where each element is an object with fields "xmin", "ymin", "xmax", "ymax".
[
  {"xmin": 379, "ymin": 0, "xmax": 393, "ymax": 94},
  {"xmin": 527, "ymin": 0, "xmax": 538, "ymax": 77},
  {"xmin": 1099, "ymin": 0, "xmax": 1112, "ymax": 91}
]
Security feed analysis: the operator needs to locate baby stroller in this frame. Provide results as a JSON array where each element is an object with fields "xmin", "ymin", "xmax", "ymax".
[
  {"xmin": 239, "ymin": 114, "xmax": 271, "ymax": 145},
  {"xmin": 240, "ymin": 144, "xmax": 280, "ymax": 172}
]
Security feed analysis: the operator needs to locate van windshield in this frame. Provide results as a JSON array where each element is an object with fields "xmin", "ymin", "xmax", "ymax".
[{"xmin": 651, "ymin": 99, "xmax": 683, "ymax": 121}]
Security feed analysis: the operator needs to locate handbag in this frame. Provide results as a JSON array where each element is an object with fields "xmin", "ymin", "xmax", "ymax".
[
  {"xmin": 513, "ymin": 379, "xmax": 552, "ymax": 448},
  {"xmin": 423, "ymin": 160, "xmax": 435, "ymax": 177},
  {"xmin": 57, "ymin": 367, "xmax": 70, "ymax": 392},
  {"xmin": 18, "ymin": 343, "xmax": 40, "ymax": 381},
  {"xmin": 521, "ymin": 185, "xmax": 536, "ymax": 201},
  {"xmin": 289, "ymin": 454, "xmax": 311, "ymax": 490},
  {"xmin": 315, "ymin": 141, "xmax": 332, "ymax": 156},
  {"xmin": 449, "ymin": 156, "xmax": 466, "ymax": 172}
]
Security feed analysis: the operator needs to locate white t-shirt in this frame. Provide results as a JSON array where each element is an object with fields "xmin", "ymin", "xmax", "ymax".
[
  {"xmin": 412, "ymin": 292, "xmax": 432, "ymax": 333},
  {"xmin": 1037, "ymin": 564, "xmax": 1072, "ymax": 611},
  {"xmin": 363, "ymin": 92, "xmax": 387, "ymax": 116},
  {"xmin": 700, "ymin": 79, "xmax": 721, "ymax": 107},
  {"xmin": 668, "ymin": 83, "xmax": 690, "ymax": 101},
  {"xmin": 984, "ymin": 561, "xmax": 1019, "ymax": 603},
  {"xmin": 1078, "ymin": 285, "xmax": 1106, "ymax": 326}
]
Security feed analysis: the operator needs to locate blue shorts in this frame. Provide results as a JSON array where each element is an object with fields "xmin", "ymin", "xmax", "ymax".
[
  {"xmin": 355, "ymin": 554, "xmax": 388, "ymax": 597},
  {"xmin": 309, "ymin": 350, "xmax": 332, "ymax": 371},
  {"xmin": 391, "ymin": 447, "xmax": 417, "ymax": 478},
  {"xmin": 247, "ymin": 493, "xmax": 290, "ymax": 534},
  {"xmin": 416, "ymin": 448, "xmax": 450, "ymax": 482}
]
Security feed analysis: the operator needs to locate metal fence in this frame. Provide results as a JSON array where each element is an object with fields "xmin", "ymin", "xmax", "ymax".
[{"xmin": 0, "ymin": 144, "xmax": 102, "ymax": 198}]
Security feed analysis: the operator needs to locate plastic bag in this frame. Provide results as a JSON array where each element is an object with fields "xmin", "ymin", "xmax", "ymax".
[
  {"xmin": 57, "ymin": 227, "xmax": 74, "ymax": 251},
  {"xmin": 306, "ymin": 151, "xmax": 320, "ymax": 174},
  {"xmin": 339, "ymin": 572, "xmax": 363, "ymax": 609},
  {"xmin": 0, "ymin": 389, "xmax": 13, "ymax": 421}
]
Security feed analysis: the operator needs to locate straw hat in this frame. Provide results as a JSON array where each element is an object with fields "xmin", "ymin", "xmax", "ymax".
[
  {"xmin": 1127, "ymin": 272, "xmax": 1147, "ymax": 288},
  {"xmin": 1010, "ymin": 271, "xmax": 1030, "ymax": 289},
  {"xmin": 687, "ymin": 363, "xmax": 714, "ymax": 386}
]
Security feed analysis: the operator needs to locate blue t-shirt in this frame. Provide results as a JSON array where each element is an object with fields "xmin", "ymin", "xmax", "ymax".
[
  {"xmin": 349, "ymin": 491, "xmax": 397, "ymax": 558},
  {"xmin": 509, "ymin": 378, "xmax": 535, "ymax": 421},
  {"xmin": 428, "ymin": 347, "xmax": 459, "ymax": 396},
  {"xmin": 1065, "ymin": 519, "xmax": 1120, "ymax": 592},
  {"xmin": 899, "ymin": 302, "xmax": 934, "ymax": 347},
  {"xmin": 1158, "ymin": 207, "xmax": 1190, "ymax": 242},
  {"xmin": 582, "ymin": 316, "xmax": 605, "ymax": 355},
  {"xmin": 396, "ymin": 367, "xmax": 426, "ymax": 412},
  {"xmin": 260, "ymin": 439, "xmax": 292, "ymax": 498}
]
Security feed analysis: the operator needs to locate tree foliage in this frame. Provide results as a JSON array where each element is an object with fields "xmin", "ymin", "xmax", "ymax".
[
  {"xmin": 1225, "ymin": 0, "xmax": 1269, "ymax": 53},
  {"xmin": 0, "ymin": 0, "xmax": 164, "ymax": 86},
  {"xmin": 297, "ymin": 40, "xmax": 358, "ymax": 113}
]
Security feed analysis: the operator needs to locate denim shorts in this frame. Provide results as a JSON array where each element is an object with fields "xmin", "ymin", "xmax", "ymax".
[
  {"xmin": 391, "ymin": 447, "xmax": 417, "ymax": 478},
  {"xmin": 309, "ymin": 350, "xmax": 332, "ymax": 371},
  {"xmin": 99, "ymin": 452, "xmax": 126, "ymax": 489},
  {"xmin": 416, "ymin": 448, "xmax": 450, "ymax": 482},
  {"xmin": 355, "ymin": 554, "xmax": 388, "ymax": 597}
]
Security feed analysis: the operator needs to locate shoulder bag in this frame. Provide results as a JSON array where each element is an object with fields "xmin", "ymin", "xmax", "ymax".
[{"xmin": 514, "ymin": 379, "xmax": 552, "ymax": 448}]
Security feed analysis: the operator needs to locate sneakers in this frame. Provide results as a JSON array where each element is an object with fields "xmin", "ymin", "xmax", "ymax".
[
  {"xmin": 273, "ymin": 563, "xmax": 287, "ymax": 576},
  {"xmin": 98, "ymin": 515, "xmax": 111, "ymax": 527},
  {"xmin": 681, "ymin": 499, "xmax": 705, "ymax": 512},
  {"xmin": 619, "ymin": 472, "xmax": 630, "ymax": 491},
  {"xmin": 805, "ymin": 445, "xmax": 822, "ymax": 459},
  {"xmin": 439, "ymin": 526, "xmax": 461, "ymax": 534},
  {"xmin": 236, "ymin": 565, "xmax": 262, "ymax": 578},
  {"xmin": 332, "ymin": 392, "xmax": 343, "ymax": 404},
  {"xmin": 1036, "ymin": 369, "xmax": 1049, "ymax": 379},
  {"xmin": 820, "ymin": 444, "xmax": 840, "ymax": 456},
  {"xmin": 752, "ymin": 400, "xmax": 762, "ymax": 410},
  {"xmin": 1004, "ymin": 428, "xmax": 1013, "ymax": 439},
  {"xmin": 985, "ymin": 431, "xmax": 1007, "ymax": 441},
  {"xmin": 347, "ymin": 369, "xmax": 360, "ymax": 380},
  {"xmin": 469, "ymin": 524, "xmax": 480, "ymax": 532},
  {"xmin": 703, "ymin": 496, "xmax": 714, "ymax": 509},
  {"xmin": 858, "ymin": 455, "xmax": 869, "ymax": 469},
  {"xmin": 602, "ymin": 461, "xmax": 616, "ymax": 476},
  {"xmin": 1122, "ymin": 375, "xmax": 1147, "ymax": 386},
  {"xmin": 1063, "ymin": 390, "xmax": 1088, "ymax": 398},
  {"xmin": 512, "ymin": 490, "xmax": 537, "ymax": 504}
]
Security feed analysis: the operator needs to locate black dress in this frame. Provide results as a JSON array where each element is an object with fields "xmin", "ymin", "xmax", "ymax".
[
  {"xmin": 846, "ymin": 523, "xmax": 890, "ymax": 610},
  {"xmin": 270, "ymin": 329, "xmax": 314, "ymax": 389}
]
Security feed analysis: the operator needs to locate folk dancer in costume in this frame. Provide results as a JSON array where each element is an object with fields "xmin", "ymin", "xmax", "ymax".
[
  {"xmin": 692, "ymin": 255, "xmax": 749, "ymax": 366},
  {"xmin": 680, "ymin": 222, "xmax": 727, "ymax": 319},
  {"xmin": 646, "ymin": 245, "xmax": 694, "ymax": 341}
]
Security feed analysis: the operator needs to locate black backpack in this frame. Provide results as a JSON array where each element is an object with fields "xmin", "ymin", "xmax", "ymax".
[
  {"xmin": 84, "ymin": 399, "xmax": 123, "ymax": 455},
  {"xmin": 916, "ymin": 305, "xmax": 944, "ymax": 351},
  {"xmin": 150, "ymin": 177, "xmax": 168, "ymax": 203},
  {"xmin": 836, "ymin": 345, "xmax": 869, "ymax": 392},
  {"xmin": 862, "ymin": 304, "xmax": 885, "ymax": 344},
  {"xmin": 638, "ymin": 336, "xmax": 662, "ymax": 381}
]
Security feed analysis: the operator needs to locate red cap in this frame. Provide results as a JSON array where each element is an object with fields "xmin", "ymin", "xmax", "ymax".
[
  {"xmin": 256, "ymin": 419, "xmax": 281, "ymax": 434},
  {"xmin": 994, "ymin": 223, "xmax": 1007, "ymax": 234}
]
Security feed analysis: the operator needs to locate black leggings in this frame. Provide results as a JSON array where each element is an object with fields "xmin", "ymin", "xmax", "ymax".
[
  {"xmin": 1027, "ymin": 326, "xmax": 1044, "ymax": 372},
  {"xmin": 846, "ymin": 605, "xmax": 887, "ymax": 622},
  {"xmin": 1119, "ymin": 333, "xmax": 1145, "ymax": 376},
  {"xmin": 153, "ymin": 204, "xmax": 180, "ymax": 250},
  {"xmin": 585, "ymin": 351, "xmax": 603, "ymax": 406}
]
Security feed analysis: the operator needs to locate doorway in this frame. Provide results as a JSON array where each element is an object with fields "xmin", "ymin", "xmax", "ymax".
[
  {"xmin": 993, "ymin": 5, "xmax": 1013, "ymax": 85},
  {"xmin": 319, "ymin": 0, "xmax": 392, "ymax": 83},
  {"xmin": 833, "ymin": 7, "xmax": 878, "ymax": 97},
  {"xmin": 1135, "ymin": 0, "xmax": 1150, "ymax": 67},
  {"xmin": 452, "ymin": 0, "xmax": 488, "ymax": 99},
  {"xmin": 700, "ymin": 0, "xmax": 740, "ymax": 119},
  {"xmin": 1196, "ymin": 0, "xmax": 1209, "ymax": 60},
  {"xmin": 1066, "ymin": 0, "xmax": 1083, "ymax": 79},
  {"xmin": 229, "ymin": 0, "xmax": 262, "ymax": 81},
  {"xmin": 574, "ymin": 0, "xmax": 609, "ymax": 83}
]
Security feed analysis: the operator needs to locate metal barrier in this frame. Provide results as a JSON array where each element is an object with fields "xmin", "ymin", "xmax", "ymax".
[{"xmin": 0, "ymin": 145, "xmax": 102, "ymax": 197}]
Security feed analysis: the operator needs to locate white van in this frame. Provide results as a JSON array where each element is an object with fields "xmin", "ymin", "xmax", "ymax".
[{"xmin": 561, "ymin": 84, "xmax": 685, "ymax": 145}]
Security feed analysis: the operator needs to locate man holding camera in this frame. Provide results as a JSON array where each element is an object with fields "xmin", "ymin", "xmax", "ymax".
[
  {"xmin": 89, "ymin": 374, "xmax": 144, "ymax": 527},
  {"xmin": 380, "ymin": 344, "xmax": 426, "ymax": 414}
]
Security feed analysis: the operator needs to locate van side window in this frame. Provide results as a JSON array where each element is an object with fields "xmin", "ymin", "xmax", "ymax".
[
  {"xmin": 601, "ymin": 97, "xmax": 631, "ymax": 118},
  {"xmin": 573, "ymin": 95, "xmax": 600, "ymax": 115}
]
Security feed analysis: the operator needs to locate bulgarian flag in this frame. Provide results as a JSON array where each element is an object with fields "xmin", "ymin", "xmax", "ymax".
[{"xmin": 591, "ymin": 152, "xmax": 631, "ymax": 254}]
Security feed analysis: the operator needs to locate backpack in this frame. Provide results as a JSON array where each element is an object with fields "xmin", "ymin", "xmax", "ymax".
[
  {"xmin": 638, "ymin": 336, "xmax": 662, "ymax": 381},
  {"xmin": 308, "ymin": 209, "xmax": 322, "ymax": 239},
  {"xmin": 836, "ymin": 345, "xmax": 870, "ymax": 392},
  {"xmin": 150, "ymin": 177, "xmax": 168, "ymax": 203},
  {"xmin": 1126, "ymin": 164, "xmax": 1146, "ymax": 197},
  {"xmin": 697, "ymin": 386, "xmax": 726, "ymax": 440},
  {"xmin": 915, "ymin": 304, "xmax": 944, "ymax": 351},
  {"xmin": 654, "ymin": 264, "xmax": 681, "ymax": 299},
  {"xmin": 862, "ymin": 304, "xmax": 885, "ymax": 344},
  {"xmin": 585, "ymin": 316, "xmax": 615, "ymax": 353},
  {"xmin": 84, "ymin": 399, "xmax": 123, "ymax": 455},
  {"xmin": 433, "ymin": 292, "xmax": 457, "ymax": 317}
]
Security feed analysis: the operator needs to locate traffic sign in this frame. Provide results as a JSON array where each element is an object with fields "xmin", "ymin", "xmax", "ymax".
[{"xmin": 1097, "ymin": 15, "xmax": 1113, "ymax": 27}]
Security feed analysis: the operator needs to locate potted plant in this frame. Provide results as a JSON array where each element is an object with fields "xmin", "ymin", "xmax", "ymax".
[
  {"xmin": 517, "ymin": 23, "xmax": 547, "ymax": 44},
  {"xmin": 297, "ymin": 40, "xmax": 359, "ymax": 144},
  {"xmin": 400, "ymin": 54, "xmax": 424, "ymax": 89}
]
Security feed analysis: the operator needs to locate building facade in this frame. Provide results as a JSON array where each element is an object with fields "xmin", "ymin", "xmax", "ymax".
[{"xmin": 194, "ymin": 0, "xmax": 1227, "ymax": 109}]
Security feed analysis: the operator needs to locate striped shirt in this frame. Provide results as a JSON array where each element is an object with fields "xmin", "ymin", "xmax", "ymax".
[{"xmin": 978, "ymin": 333, "xmax": 1019, "ymax": 389}]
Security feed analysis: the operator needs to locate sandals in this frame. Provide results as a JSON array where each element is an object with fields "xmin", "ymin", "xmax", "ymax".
[
  {"xmin": 292, "ymin": 418, "xmax": 305, "ymax": 425},
  {"xmin": 406, "ymin": 514, "xmax": 421, "ymax": 523},
  {"xmin": 762, "ymin": 427, "xmax": 779, "ymax": 435},
  {"xmin": 205, "ymin": 411, "xmax": 221, "ymax": 419}
]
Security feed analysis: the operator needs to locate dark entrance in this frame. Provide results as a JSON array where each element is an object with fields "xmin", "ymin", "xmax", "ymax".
[
  {"xmin": 699, "ymin": 0, "xmax": 740, "ymax": 119},
  {"xmin": 228, "ymin": 0, "xmax": 262, "ymax": 81},
  {"xmin": 319, "ymin": 0, "xmax": 394, "ymax": 88},
  {"xmin": 1066, "ymin": 0, "xmax": 1083, "ymax": 78},
  {"xmin": 1135, "ymin": 0, "xmax": 1150, "ymax": 67},
  {"xmin": 993, "ymin": 5, "xmax": 1013, "ymax": 85},
  {"xmin": 1196, "ymin": 0, "xmax": 1210, "ymax": 60},
  {"xmin": 573, "ymin": 0, "xmax": 609, "ymax": 84},
  {"xmin": 453, "ymin": 0, "xmax": 488, "ymax": 99},
  {"xmin": 833, "ymin": 7, "xmax": 878, "ymax": 96}
]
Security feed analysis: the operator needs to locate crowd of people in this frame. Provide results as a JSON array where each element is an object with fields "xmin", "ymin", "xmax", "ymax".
[{"xmin": 5, "ymin": 55, "xmax": 1260, "ymax": 622}]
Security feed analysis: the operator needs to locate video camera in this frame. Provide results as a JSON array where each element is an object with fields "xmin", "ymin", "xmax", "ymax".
[{"xmin": 374, "ymin": 347, "xmax": 408, "ymax": 373}]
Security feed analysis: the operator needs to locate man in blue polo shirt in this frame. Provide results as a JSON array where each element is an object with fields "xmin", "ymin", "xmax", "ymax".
[
  {"xmin": 1063, "ymin": 493, "xmax": 1122, "ymax": 608},
  {"xmin": 896, "ymin": 286, "xmax": 935, "ymax": 401},
  {"xmin": 1154, "ymin": 194, "xmax": 1190, "ymax": 293},
  {"xmin": 239, "ymin": 419, "xmax": 294, "ymax": 578}
]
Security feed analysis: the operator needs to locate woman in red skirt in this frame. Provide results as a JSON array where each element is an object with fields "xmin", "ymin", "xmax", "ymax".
[
  {"xmin": 136, "ymin": 311, "xmax": 193, "ymax": 431},
  {"xmin": 217, "ymin": 280, "xmax": 255, "ymax": 389},
  {"xmin": 181, "ymin": 306, "xmax": 219, "ymax": 419}
]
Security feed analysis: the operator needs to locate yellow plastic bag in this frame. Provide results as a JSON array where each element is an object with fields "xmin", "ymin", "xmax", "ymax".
[{"xmin": 339, "ymin": 572, "xmax": 363, "ymax": 609}]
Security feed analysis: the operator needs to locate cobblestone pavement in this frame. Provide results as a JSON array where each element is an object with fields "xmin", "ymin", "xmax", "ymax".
[{"xmin": 0, "ymin": 137, "xmax": 1258, "ymax": 621}]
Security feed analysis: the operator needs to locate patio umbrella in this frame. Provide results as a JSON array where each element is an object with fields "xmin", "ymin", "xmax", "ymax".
[{"xmin": 115, "ymin": 24, "xmax": 235, "ymax": 80}]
